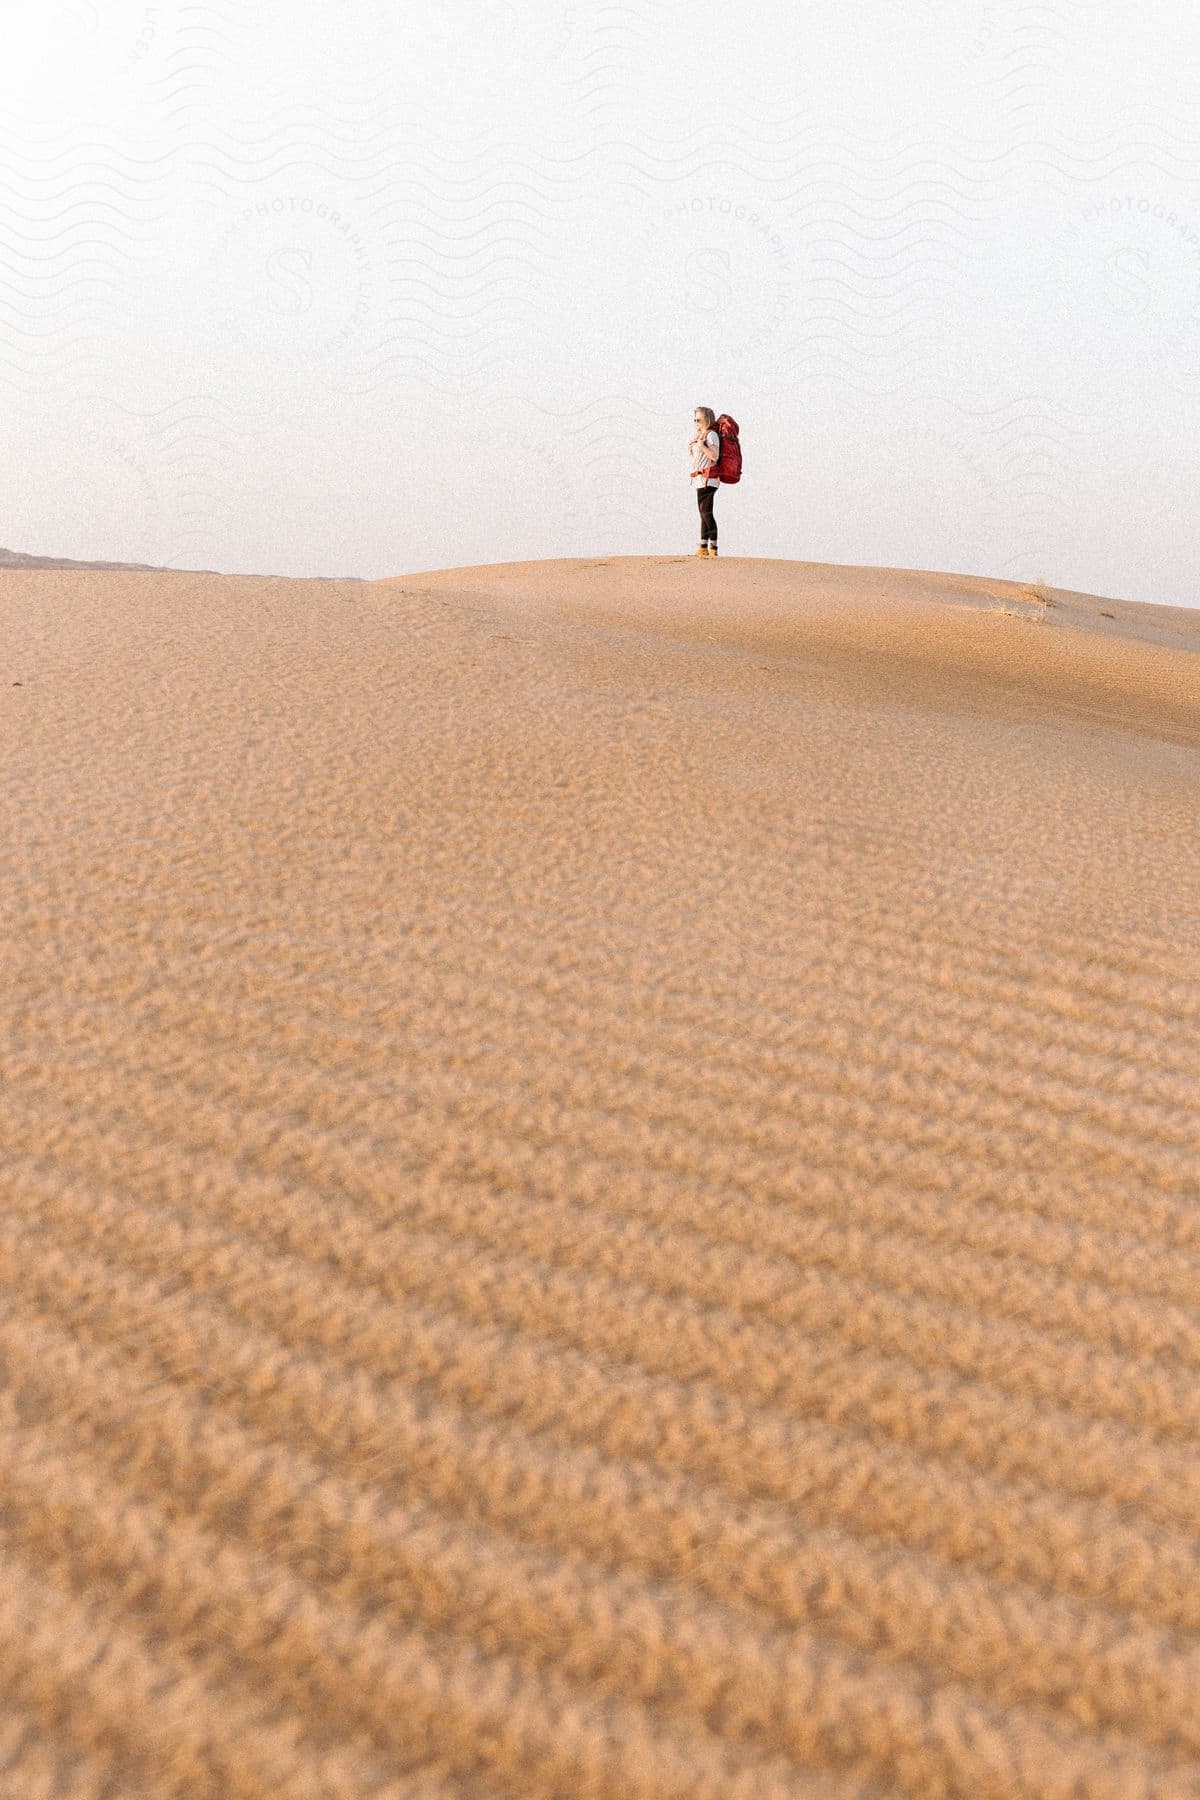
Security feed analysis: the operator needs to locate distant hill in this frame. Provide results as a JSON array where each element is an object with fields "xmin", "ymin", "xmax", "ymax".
[
  {"xmin": 0, "ymin": 547, "xmax": 361, "ymax": 579},
  {"xmin": 0, "ymin": 545, "xmax": 172, "ymax": 572}
]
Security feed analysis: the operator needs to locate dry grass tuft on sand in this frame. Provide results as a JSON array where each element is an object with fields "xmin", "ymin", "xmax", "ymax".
[
  {"xmin": 1, "ymin": 554, "xmax": 1198, "ymax": 1797},
  {"xmin": 992, "ymin": 579, "xmax": 1057, "ymax": 623}
]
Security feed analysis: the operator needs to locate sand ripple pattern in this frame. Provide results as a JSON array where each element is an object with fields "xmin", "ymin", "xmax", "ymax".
[{"xmin": 1, "ymin": 559, "xmax": 1199, "ymax": 1796}]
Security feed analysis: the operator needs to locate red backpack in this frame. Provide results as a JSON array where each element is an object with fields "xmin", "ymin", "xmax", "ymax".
[{"xmin": 714, "ymin": 414, "xmax": 741, "ymax": 484}]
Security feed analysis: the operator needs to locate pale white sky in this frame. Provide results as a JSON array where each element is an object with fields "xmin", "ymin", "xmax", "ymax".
[{"xmin": 2, "ymin": 1, "xmax": 1199, "ymax": 605}]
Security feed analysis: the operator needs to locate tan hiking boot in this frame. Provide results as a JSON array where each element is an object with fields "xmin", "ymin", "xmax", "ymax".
[
  {"xmin": 693, "ymin": 543, "xmax": 710, "ymax": 557},
  {"xmin": 708, "ymin": 544, "xmax": 718, "ymax": 557}
]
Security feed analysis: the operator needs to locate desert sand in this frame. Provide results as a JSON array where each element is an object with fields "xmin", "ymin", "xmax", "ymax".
[{"xmin": 1, "ymin": 553, "xmax": 1198, "ymax": 1798}]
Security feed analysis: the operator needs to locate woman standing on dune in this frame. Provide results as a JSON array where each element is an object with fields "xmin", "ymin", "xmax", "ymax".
[{"xmin": 688, "ymin": 406, "xmax": 720, "ymax": 557}]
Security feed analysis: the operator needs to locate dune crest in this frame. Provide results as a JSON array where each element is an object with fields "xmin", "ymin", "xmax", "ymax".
[{"xmin": 2, "ymin": 556, "xmax": 1198, "ymax": 1796}]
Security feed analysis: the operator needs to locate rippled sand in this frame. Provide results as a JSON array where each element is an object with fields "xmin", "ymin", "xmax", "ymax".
[{"xmin": 1, "ymin": 554, "xmax": 1198, "ymax": 1798}]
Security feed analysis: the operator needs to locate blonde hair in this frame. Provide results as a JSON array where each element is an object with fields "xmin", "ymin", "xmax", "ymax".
[{"xmin": 694, "ymin": 407, "xmax": 716, "ymax": 431}]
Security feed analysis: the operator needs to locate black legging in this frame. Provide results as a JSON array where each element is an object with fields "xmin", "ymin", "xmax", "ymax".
[{"xmin": 696, "ymin": 484, "xmax": 717, "ymax": 544}]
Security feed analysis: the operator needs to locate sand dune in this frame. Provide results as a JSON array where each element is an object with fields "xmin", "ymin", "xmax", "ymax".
[{"xmin": 1, "ymin": 554, "xmax": 1198, "ymax": 1797}]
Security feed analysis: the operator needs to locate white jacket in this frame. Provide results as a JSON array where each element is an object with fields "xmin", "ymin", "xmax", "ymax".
[{"xmin": 689, "ymin": 428, "xmax": 720, "ymax": 488}]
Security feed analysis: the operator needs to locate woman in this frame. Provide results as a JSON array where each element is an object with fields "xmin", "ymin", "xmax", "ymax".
[{"xmin": 688, "ymin": 406, "xmax": 720, "ymax": 557}]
